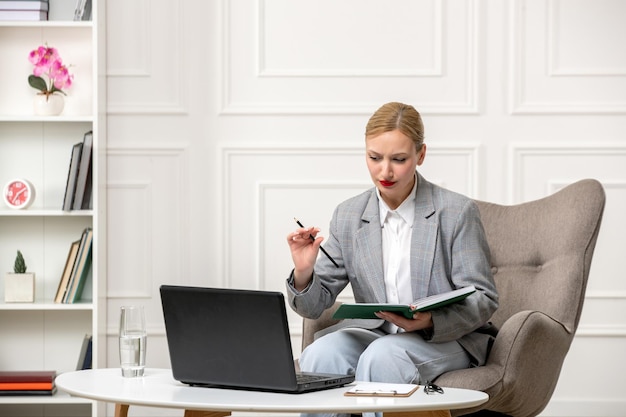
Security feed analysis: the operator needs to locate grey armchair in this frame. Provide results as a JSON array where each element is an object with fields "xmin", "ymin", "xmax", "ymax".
[{"xmin": 301, "ymin": 179, "xmax": 605, "ymax": 417}]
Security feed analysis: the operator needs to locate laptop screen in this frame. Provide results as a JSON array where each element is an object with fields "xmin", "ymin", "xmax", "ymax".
[{"xmin": 160, "ymin": 285, "xmax": 300, "ymax": 391}]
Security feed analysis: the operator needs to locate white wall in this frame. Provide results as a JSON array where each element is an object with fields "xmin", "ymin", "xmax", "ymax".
[{"xmin": 104, "ymin": 1, "xmax": 626, "ymax": 416}]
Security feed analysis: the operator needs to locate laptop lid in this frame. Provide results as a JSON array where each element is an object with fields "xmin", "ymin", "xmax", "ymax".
[{"xmin": 159, "ymin": 285, "xmax": 353, "ymax": 393}]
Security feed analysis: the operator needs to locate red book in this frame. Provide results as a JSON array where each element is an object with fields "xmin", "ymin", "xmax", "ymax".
[
  {"xmin": 0, "ymin": 382, "xmax": 54, "ymax": 390},
  {"xmin": 0, "ymin": 371, "xmax": 56, "ymax": 383}
]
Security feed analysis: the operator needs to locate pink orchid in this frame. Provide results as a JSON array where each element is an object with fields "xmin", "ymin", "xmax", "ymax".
[
  {"xmin": 50, "ymin": 60, "xmax": 73, "ymax": 90},
  {"xmin": 28, "ymin": 45, "xmax": 73, "ymax": 98}
]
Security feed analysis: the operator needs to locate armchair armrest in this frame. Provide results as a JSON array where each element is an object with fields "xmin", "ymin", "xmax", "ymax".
[
  {"xmin": 436, "ymin": 310, "xmax": 572, "ymax": 417},
  {"xmin": 301, "ymin": 302, "xmax": 343, "ymax": 352}
]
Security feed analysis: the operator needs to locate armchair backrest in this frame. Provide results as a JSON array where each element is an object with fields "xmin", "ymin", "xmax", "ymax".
[{"xmin": 475, "ymin": 179, "xmax": 605, "ymax": 334}]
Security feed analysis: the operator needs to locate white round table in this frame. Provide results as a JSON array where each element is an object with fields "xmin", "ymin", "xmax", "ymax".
[{"xmin": 55, "ymin": 368, "xmax": 488, "ymax": 417}]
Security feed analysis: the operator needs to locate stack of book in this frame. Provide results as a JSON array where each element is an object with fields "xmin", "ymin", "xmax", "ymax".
[
  {"xmin": 63, "ymin": 131, "xmax": 93, "ymax": 211},
  {"xmin": 54, "ymin": 227, "xmax": 93, "ymax": 304},
  {"xmin": 0, "ymin": 371, "xmax": 56, "ymax": 396},
  {"xmin": 0, "ymin": 1, "xmax": 48, "ymax": 21}
]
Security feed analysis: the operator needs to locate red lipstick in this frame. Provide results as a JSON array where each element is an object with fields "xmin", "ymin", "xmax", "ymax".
[{"xmin": 380, "ymin": 180, "xmax": 395, "ymax": 187}]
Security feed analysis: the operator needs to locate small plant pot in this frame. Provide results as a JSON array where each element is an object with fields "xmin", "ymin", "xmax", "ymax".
[{"xmin": 4, "ymin": 273, "xmax": 35, "ymax": 303}]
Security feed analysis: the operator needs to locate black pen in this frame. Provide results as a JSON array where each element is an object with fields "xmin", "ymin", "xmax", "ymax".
[{"xmin": 294, "ymin": 218, "xmax": 340, "ymax": 268}]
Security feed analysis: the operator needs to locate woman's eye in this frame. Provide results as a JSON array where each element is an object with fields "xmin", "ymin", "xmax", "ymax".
[
  {"xmin": 368, "ymin": 155, "xmax": 380, "ymax": 161},
  {"xmin": 393, "ymin": 158, "xmax": 406, "ymax": 163}
]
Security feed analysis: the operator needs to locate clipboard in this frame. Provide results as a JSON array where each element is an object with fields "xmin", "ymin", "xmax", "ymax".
[{"xmin": 344, "ymin": 383, "xmax": 419, "ymax": 397}]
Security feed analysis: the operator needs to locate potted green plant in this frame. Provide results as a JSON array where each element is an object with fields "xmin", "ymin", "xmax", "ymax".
[{"xmin": 4, "ymin": 250, "xmax": 35, "ymax": 303}]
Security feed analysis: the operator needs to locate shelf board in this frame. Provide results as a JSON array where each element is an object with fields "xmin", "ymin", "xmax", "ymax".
[
  {"xmin": 0, "ymin": 21, "xmax": 93, "ymax": 29},
  {"xmin": 0, "ymin": 209, "xmax": 94, "ymax": 217},
  {"xmin": 0, "ymin": 301, "xmax": 93, "ymax": 311},
  {"xmin": 0, "ymin": 115, "xmax": 93, "ymax": 123}
]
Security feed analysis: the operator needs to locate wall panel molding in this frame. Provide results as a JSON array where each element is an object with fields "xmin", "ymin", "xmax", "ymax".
[
  {"xmin": 508, "ymin": 143, "xmax": 626, "ymax": 202},
  {"xmin": 106, "ymin": 0, "xmax": 187, "ymax": 114},
  {"xmin": 106, "ymin": 0, "xmax": 151, "ymax": 78},
  {"xmin": 220, "ymin": 0, "xmax": 481, "ymax": 115},
  {"xmin": 576, "ymin": 325, "xmax": 626, "ymax": 338},
  {"xmin": 547, "ymin": 0, "xmax": 626, "ymax": 77},
  {"xmin": 106, "ymin": 147, "xmax": 188, "ymax": 298},
  {"xmin": 106, "ymin": 181, "xmax": 153, "ymax": 299},
  {"xmin": 257, "ymin": 0, "xmax": 443, "ymax": 78},
  {"xmin": 509, "ymin": 0, "xmax": 626, "ymax": 114}
]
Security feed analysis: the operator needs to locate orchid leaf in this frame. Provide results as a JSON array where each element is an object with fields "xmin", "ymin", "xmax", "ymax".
[
  {"xmin": 28, "ymin": 75, "xmax": 47, "ymax": 93},
  {"xmin": 50, "ymin": 85, "xmax": 66, "ymax": 95}
]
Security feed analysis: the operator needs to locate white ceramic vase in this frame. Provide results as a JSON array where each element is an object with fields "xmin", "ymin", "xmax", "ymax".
[{"xmin": 33, "ymin": 93, "xmax": 65, "ymax": 116}]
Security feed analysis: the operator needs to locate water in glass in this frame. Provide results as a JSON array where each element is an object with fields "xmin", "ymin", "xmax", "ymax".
[{"xmin": 119, "ymin": 306, "xmax": 146, "ymax": 377}]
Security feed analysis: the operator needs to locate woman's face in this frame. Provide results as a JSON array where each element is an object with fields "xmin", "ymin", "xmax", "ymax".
[{"xmin": 365, "ymin": 129, "xmax": 426, "ymax": 209}]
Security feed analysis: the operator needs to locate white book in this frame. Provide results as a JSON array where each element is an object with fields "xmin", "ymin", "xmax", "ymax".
[
  {"xmin": 0, "ymin": 1, "xmax": 49, "ymax": 11},
  {"xmin": 0, "ymin": 9, "xmax": 46, "ymax": 20}
]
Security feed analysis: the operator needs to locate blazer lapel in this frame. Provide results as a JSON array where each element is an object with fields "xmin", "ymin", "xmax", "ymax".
[
  {"xmin": 354, "ymin": 192, "xmax": 387, "ymax": 303},
  {"xmin": 411, "ymin": 174, "xmax": 437, "ymax": 300}
]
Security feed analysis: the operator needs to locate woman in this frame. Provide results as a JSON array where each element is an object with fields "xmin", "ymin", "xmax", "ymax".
[{"xmin": 285, "ymin": 102, "xmax": 498, "ymax": 400}]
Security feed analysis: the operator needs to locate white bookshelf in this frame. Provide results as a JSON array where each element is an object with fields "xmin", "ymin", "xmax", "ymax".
[{"xmin": 0, "ymin": 1, "xmax": 105, "ymax": 416}]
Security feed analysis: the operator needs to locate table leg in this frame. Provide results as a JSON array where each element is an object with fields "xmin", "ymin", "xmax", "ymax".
[
  {"xmin": 114, "ymin": 404, "xmax": 129, "ymax": 417},
  {"xmin": 385, "ymin": 410, "xmax": 451, "ymax": 417},
  {"xmin": 183, "ymin": 411, "xmax": 231, "ymax": 417},
  {"xmin": 114, "ymin": 404, "xmax": 230, "ymax": 417}
]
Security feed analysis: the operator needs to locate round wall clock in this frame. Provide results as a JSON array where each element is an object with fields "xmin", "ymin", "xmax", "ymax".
[{"xmin": 3, "ymin": 179, "xmax": 35, "ymax": 209}]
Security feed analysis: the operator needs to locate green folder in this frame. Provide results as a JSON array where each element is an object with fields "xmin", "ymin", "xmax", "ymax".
[{"xmin": 332, "ymin": 285, "xmax": 476, "ymax": 320}]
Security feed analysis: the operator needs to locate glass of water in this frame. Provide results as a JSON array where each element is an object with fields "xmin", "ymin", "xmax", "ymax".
[{"xmin": 119, "ymin": 305, "xmax": 147, "ymax": 377}]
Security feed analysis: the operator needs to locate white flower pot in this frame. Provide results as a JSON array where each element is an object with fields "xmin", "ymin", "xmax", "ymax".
[
  {"xmin": 4, "ymin": 272, "xmax": 35, "ymax": 303},
  {"xmin": 33, "ymin": 94, "xmax": 65, "ymax": 116}
]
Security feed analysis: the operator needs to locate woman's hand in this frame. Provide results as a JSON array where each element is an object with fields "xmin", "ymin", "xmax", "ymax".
[
  {"xmin": 286, "ymin": 226, "xmax": 323, "ymax": 291},
  {"xmin": 375, "ymin": 310, "xmax": 433, "ymax": 332}
]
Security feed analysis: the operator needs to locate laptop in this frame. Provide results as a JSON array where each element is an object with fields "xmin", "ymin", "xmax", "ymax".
[{"xmin": 160, "ymin": 285, "xmax": 354, "ymax": 393}]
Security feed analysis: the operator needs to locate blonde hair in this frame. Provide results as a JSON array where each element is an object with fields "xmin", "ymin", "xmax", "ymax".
[{"xmin": 365, "ymin": 102, "xmax": 425, "ymax": 152}]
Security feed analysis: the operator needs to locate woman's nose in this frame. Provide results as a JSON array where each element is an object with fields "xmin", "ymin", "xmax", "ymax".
[{"xmin": 382, "ymin": 161, "xmax": 393, "ymax": 178}]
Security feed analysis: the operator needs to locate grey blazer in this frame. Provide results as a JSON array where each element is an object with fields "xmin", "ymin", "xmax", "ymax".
[{"xmin": 287, "ymin": 173, "xmax": 499, "ymax": 365}]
